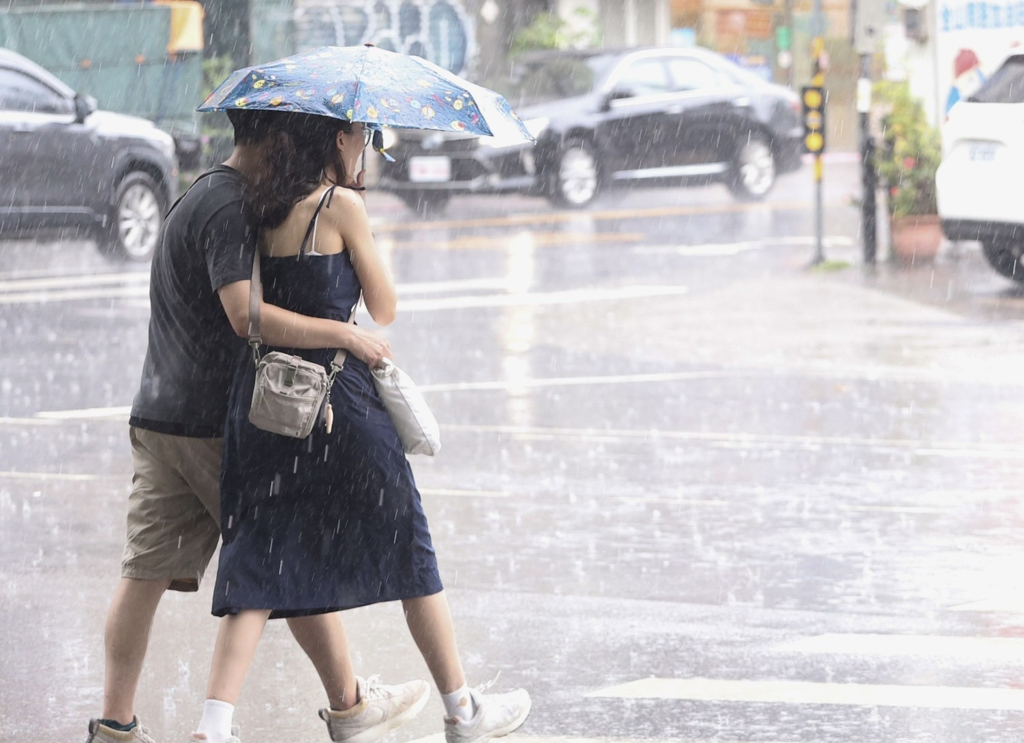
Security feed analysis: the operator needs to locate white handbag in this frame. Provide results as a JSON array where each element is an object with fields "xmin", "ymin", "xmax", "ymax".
[{"xmin": 371, "ymin": 358, "xmax": 441, "ymax": 456}]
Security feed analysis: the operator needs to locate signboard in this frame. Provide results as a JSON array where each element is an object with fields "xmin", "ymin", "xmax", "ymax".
[{"xmin": 937, "ymin": 0, "xmax": 1024, "ymax": 119}]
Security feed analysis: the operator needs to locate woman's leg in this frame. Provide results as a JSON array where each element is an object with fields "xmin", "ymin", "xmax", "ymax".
[
  {"xmin": 401, "ymin": 591, "xmax": 466, "ymax": 694},
  {"xmin": 192, "ymin": 610, "xmax": 270, "ymax": 742},
  {"xmin": 286, "ymin": 613, "xmax": 359, "ymax": 710},
  {"xmin": 205, "ymin": 610, "xmax": 271, "ymax": 703}
]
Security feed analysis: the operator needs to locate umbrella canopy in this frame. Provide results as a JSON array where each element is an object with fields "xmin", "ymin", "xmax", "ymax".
[{"xmin": 198, "ymin": 45, "xmax": 533, "ymax": 143}]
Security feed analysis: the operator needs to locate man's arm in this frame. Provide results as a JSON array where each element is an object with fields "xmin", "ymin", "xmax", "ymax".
[{"xmin": 218, "ymin": 280, "xmax": 390, "ymax": 366}]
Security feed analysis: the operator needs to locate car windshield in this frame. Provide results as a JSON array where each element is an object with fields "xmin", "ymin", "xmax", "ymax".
[
  {"xmin": 969, "ymin": 56, "xmax": 1024, "ymax": 103},
  {"xmin": 504, "ymin": 54, "xmax": 617, "ymax": 106}
]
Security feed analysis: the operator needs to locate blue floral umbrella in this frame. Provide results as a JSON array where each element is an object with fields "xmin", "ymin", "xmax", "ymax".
[{"xmin": 198, "ymin": 45, "xmax": 533, "ymax": 145}]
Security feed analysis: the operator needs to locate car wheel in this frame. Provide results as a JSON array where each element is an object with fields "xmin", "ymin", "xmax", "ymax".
[
  {"xmin": 982, "ymin": 240, "xmax": 1024, "ymax": 281},
  {"xmin": 102, "ymin": 171, "xmax": 164, "ymax": 261},
  {"xmin": 549, "ymin": 138, "xmax": 599, "ymax": 208},
  {"xmin": 728, "ymin": 133, "xmax": 776, "ymax": 201},
  {"xmin": 399, "ymin": 191, "xmax": 451, "ymax": 216}
]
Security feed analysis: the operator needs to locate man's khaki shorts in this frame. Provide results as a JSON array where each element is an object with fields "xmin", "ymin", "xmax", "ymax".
[{"xmin": 121, "ymin": 426, "xmax": 222, "ymax": 592}]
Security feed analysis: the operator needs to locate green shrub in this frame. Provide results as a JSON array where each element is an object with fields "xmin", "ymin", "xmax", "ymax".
[{"xmin": 873, "ymin": 81, "xmax": 941, "ymax": 218}]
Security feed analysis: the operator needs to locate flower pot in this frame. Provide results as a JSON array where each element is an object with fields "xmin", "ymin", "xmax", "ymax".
[{"xmin": 890, "ymin": 214, "xmax": 943, "ymax": 262}]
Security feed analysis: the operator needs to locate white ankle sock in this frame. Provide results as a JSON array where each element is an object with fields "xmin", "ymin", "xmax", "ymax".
[
  {"xmin": 195, "ymin": 699, "xmax": 235, "ymax": 742},
  {"xmin": 442, "ymin": 685, "xmax": 476, "ymax": 721}
]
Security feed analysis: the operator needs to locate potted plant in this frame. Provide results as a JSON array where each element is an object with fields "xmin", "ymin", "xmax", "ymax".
[{"xmin": 873, "ymin": 81, "xmax": 944, "ymax": 262}]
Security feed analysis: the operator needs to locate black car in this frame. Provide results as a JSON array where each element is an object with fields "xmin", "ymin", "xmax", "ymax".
[
  {"xmin": 0, "ymin": 48, "xmax": 178, "ymax": 260},
  {"xmin": 378, "ymin": 47, "xmax": 804, "ymax": 212}
]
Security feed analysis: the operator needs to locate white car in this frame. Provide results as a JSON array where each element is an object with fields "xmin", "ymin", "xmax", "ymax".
[{"xmin": 937, "ymin": 54, "xmax": 1024, "ymax": 280}]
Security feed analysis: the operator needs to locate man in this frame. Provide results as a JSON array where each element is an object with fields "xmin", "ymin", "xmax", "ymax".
[{"xmin": 87, "ymin": 110, "xmax": 425, "ymax": 743}]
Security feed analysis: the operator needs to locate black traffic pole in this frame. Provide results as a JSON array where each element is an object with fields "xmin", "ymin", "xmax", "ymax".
[{"xmin": 859, "ymin": 53, "xmax": 877, "ymax": 265}]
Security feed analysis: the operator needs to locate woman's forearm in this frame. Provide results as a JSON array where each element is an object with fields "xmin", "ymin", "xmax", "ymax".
[{"xmin": 257, "ymin": 302, "xmax": 349, "ymax": 349}]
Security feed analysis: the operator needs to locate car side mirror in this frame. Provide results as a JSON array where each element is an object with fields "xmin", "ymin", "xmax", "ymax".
[
  {"xmin": 74, "ymin": 93, "xmax": 97, "ymax": 123},
  {"xmin": 601, "ymin": 88, "xmax": 633, "ymax": 111}
]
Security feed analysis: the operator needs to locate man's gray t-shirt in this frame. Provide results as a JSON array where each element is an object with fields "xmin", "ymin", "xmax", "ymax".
[{"xmin": 130, "ymin": 166, "xmax": 257, "ymax": 438}]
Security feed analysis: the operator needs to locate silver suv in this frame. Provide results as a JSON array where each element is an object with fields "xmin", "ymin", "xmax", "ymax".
[{"xmin": 0, "ymin": 48, "xmax": 177, "ymax": 261}]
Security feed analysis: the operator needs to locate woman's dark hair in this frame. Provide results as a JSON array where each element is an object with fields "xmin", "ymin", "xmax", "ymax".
[{"xmin": 226, "ymin": 109, "xmax": 352, "ymax": 229}]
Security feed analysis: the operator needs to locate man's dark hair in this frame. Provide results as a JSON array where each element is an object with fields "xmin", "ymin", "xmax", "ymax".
[{"xmin": 226, "ymin": 109, "xmax": 353, "ymax": 229}]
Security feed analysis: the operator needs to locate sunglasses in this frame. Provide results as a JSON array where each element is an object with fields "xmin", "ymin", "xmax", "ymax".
[{"xmin": 356, "ymin": 126, "xmax": 396, "ymax": 162}]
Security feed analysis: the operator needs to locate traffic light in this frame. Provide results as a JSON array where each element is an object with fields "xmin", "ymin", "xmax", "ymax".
[{"xmin": 802, "ymin": 85, "xmax": 826, "ymax": 155}]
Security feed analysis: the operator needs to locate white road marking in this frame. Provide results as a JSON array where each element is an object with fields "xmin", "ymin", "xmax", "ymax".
[
  {"xmin": 398, "ymin": 285, "xmax": 688, "ymax": 312},
  {"xmin": 0, "ymin": 417, "xmax": 61, "ymax": 427},
  {"xmin": 398, "ymin": 277, "xmax": 515, "ymax": 294},
  {"xmin": 20, "ymin": 409, "xmax": 1024, "ymax": 464},
  {"xmin": 419, "ymin": 371, "xmax": 738, "ymax": 393},
  {"xmin": 950, "ymin": 597, "xmax": 1024, "ymax": 612},
  {"xmin": 403, "ymin": 737, "xmax": 771, "ymax": 743},
  {"xmin": 35, "ymin": 405, "xmax": 132, "ymax": 420},
  {"xmin": 633, "ymin": 236, "xmax": 856, "ymax": 257},
  {"xmin": 588, "ymin": 676, "xmax": 1024, "ymax": 711},
  {"xmin": 439, "ymin": 423, "xmax": 1024, "ymax": 459},
  {"xmin": 0, "ymin": 271, "xmax": 149, "ymax": 292},
  {"xmin": 419, "ymin": 488, "xmax": 508, "ymax": 498},
  {"xmin": 0, "ymin": 274, "xmax": 686, "ymax": 309},
  {"xmin": 841, "ymin": 504, "xmax": 949, "ymax": 515},
  {"xmin": 617, "ymin": 495, "xmax": 729, "ymax": 507},
  {"xmin": 0, "ymin": 471, "xmax": 97, "ymax": 481},
  {"xmin": 0, "ymin": 285, "xmax": 150, "ymax": 304},
  {"xmin": 776, "ymin": 633, "xmax": 1024, "ymax": 659}
]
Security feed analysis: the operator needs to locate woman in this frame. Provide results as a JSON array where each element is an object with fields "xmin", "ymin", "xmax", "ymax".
[{"xmin": 190, "ymin": 115, "xmax": 531, "ymax": 743}]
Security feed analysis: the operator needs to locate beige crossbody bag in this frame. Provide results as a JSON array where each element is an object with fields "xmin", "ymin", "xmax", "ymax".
[{"xmin": 246, "ymin": 188, "xmax": 351, "ymax": 439}]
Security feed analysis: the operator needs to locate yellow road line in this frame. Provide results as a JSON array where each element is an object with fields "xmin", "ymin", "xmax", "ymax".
[
  {"xmin": 375, "ymin": 200, "xmax": 817, "ymax": 233},
  {"xmin": 384, "ymin": 231, "xmax": 645, "ymax": 251}
]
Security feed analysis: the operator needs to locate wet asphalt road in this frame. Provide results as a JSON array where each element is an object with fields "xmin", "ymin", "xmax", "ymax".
[{"xmin": 5, "ymin": 162, "xmax": 1024, "ymax": 742}]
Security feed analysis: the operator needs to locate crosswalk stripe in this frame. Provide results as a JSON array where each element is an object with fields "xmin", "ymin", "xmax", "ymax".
[
  {"xmin": 589, "ymin": 677, "xmax": 1024, "ymax": 711},
  {"xmin": 777, "ymin": 633, "xmax": 1024, "ymax": 658}
]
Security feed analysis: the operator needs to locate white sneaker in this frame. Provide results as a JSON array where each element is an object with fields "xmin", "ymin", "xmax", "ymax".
[
  {"xmin": 444, "ymin": 687, "xmax": 532, "ymax": 743},
  {"xmin": 319, "ymin": 675, "xmax": 430, "ymax": 743},
  {"xmin": 85, "ymin": 717, "xmax": 156, "ymax": 743}
]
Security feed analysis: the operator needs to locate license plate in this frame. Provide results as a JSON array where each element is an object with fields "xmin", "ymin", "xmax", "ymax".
[
  {"xmin": 969, "ymin": 143, "xmax": 997, "ymax": 162},
  {"xmin": 408, "ymin": 156, "xmax": 451, "ymax": 182}
]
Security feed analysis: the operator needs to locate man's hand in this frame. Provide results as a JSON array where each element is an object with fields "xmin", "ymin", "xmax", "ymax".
[{"xmin": 342, "ymin": 324, "xmax": 391, "ymax": 368}]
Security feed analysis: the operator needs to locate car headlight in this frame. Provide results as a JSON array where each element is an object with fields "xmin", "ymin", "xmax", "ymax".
[
  {"xmin": 156, "ymin": 132, "xmax": 176, "ymax": 163},
  {"xmin": 525, "ymin": 117, "xmax": 549, "ymax": 139},
  {"xmin": 479, "ymin": 117, "xmax": 549, "ymax": 150}
]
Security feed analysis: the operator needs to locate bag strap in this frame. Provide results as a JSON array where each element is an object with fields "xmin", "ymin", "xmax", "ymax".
[
  {"xmin": 327, "ymin": 296, "xmax": 361, "ymax": 376},
  {"xmin": 166, "ymin": 168, "xmax": 221, "ymax": 218},
  {"xmin": 248, "ymin": 185, "xmax": 351, "ymax": 376}
]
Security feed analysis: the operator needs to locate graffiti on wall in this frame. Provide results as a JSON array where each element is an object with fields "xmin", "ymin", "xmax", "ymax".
[{"xmin": 295, "ymin": 0, "xmax": 475, "ymax": 76}]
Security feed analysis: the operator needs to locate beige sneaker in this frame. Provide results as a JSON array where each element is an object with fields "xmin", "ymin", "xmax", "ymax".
[
  {"xmin": 85, "ymin": 717, "xmax": 156, "ymax": 743},
  {"xmin": 444, "ymin": 688, "xmax": 531, "ymax": 743},
  {"xmin": 318, "ymin": 675, "xmax": 430, "ymax": 743}
]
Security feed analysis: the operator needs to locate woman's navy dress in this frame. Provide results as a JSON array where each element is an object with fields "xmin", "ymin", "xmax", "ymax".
[{"xmin": 213, "ymin": 248, "xmax": 443, "ymax": 618}]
